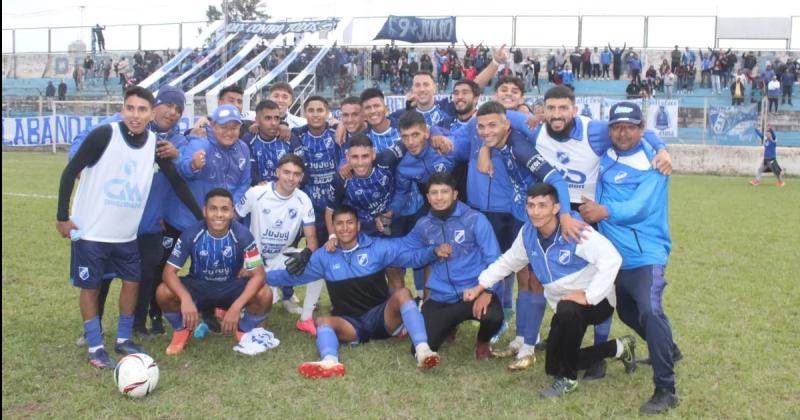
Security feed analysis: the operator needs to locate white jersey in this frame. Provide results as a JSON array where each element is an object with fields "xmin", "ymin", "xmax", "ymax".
[
  {"xmin": 71, "ymin": 122, "xmax": 156, "ymax": 242},
  {"xmin": 534, "ymin": 116, "xmax": 601, "ymax": 202},
  {"xmin": 235, "ymin": 182, "xmax": 315, "ymax": 268}
]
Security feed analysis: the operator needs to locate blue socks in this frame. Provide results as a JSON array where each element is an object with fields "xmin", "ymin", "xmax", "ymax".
[
  {"xmin": 502, "ymin": 274, "xmax": 515, "ymax": 311},
  {"xmin": 117, "ymin": 313, "xmax": 134, "ymax": 342},
  {"xmin": 595, "ymin": 316, "xmax": 612, "ymax": 345},
  {"xmin": 282, "ymin": 286, "xmax": 294, "ymax": 301},
  {"xmin": 239, "ymin": 311, "xmax": 266, "ymax": 332},
  {"xmin": 84, "ymin": 317, "xmax": 103, "ymax": 350},
  {"xmin": 164, "ymin": 311, "xmax": 184, "ymax": 331},
  {"xmin": 316, "ymin": 324, "xmax": 339, "ymax": 360},
  {"xmin": 412, "ymin": 268, "xmax": 425, "ymax": 295},
  {"xmin": 516, "ymin": 291, "xmax": 534, "ymax": 345},
  {"xmin": 529, "ymin": 292, "xmax": 547, "ymax": 346},
  {"xmin": 399, "ymin": 300, "xmax": 428, "ymax": 347}
]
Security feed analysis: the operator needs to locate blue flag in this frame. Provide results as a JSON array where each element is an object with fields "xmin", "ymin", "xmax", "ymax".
[{"xmin": 374, "ymin": 16, "xmax": 457, "ymax": 43}]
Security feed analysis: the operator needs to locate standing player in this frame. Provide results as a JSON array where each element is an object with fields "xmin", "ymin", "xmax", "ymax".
[
  {"xmin": 157, "ymin": 188, "xmax": 273, "ymax": 355},
  {"xmin": 750, "ymin": 127, "xmax": 785, "ymax": 187},
  {"xmin": 245, "ymin": 99, "xmax": 304, "ymax": 185},
  {"xmin": 266, "ymin": 205, "xmax": 446, "ymax": 378},
  {"xmin": 466, "ymin": 183, "xmax": 636, "ymax": 399},
  {"xmin": 235, "ymin": 154, "xmax": 324, "ymax": 336},
  {"xmin": 56, "ymin": 87, "xmax": 194, "ymax": 368},
  {"xmin": 579, "ymin": 102, "xmax": 680, "ymax": 414},
  {"xmin": 268, "ymin": 82, "xmax": 307, "ymax": 128}
]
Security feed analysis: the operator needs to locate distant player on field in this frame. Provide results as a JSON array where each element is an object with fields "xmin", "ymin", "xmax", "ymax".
[{"xmin": 750, "ymin": 126, "xmax": 785, "ymax": 187}]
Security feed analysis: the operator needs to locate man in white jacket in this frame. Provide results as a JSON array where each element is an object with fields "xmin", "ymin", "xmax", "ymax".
[{"xmin": 464, "ymin": 183, "xmax": 637, "ymax": 399}]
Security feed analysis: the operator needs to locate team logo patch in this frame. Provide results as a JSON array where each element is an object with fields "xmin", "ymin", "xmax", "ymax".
[
  {"xmin": 434, "ymin": 163, "xmax": 446, "ymax": 172},
  {"xmin": 162, "ymin": 237, "xmax": 174, "ymax": 249},
  {"xmin": 262, "ymin": 208, "xmax": 270, "ymax": 215},
  {"xmin": 215, "ymin": 152, "xmax": 222, "ymax": 159},
  {"xmin": 239, "ymin": 158, "xmax": 247, "ymax": 170},
  {"xmin": 288, "ymin": 208, "xmax": 298, "ymax": 219},
  {"xmin": 222, "ymin": 246, "xmax": 233, "ymax": 258},
  {"xmin": 274, "ymin": 219, "xmax": 283, "ymax": 228},
  {"xmin": 372, "ymin": 192, "xmax": 381, "ymax": 199},
  {"xmin": 558, "ymin": 250, "xmax": 571, "ymax": 265},
  {"xmin": 614, "ymin": 171, "xmax": 628, "ymax": 183},
  {"xmin": 314, "ymin": 152, "xmax": 324, "ymax": 159},
  {"xmin": 324, "ymin": 137, "xmax": 334, "ymax": 148},
  {"xmin": 332, "ymin": 263, "xmax": 341, "ymax": 270},
  {"xmin": 557, "ymin": 151, "xmax": 570, "ymax": 165},
  {"xmin": 276, "ymin": 150, "xmax": 286, "ymax": 159},
  {"xmin": 199, "ymin": 249, "xmax": 209, "ymax": 257},
  {"xmin": 379, "ymin": 175, "xmax": 389, "ymax": 186},
  {"xmin": 78, "ymin": 266, "xmax": 90, "ymax": 281},
  {"xmin": 357, "ymin": 253, "xmax": 369, "ymax": 266},
  {"xmin": 454, "ymin": 229, "xmax": 465, "ymax": 244},
  {"xmin": 355, "ymin": 189, "xmax": 364, "ymax": 196}
]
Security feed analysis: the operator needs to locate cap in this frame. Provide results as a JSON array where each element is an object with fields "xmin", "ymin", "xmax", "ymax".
[
  {"xmin": 608, "ymin": 102, "xmax": 642, "ymax": 126},
  {"xmin": 154, "ymin": 85, "xmax": 185, "ymax": 112},
  {"xmin": 211, "ymin": 104, "xmax": 242, "ymax": 125}
]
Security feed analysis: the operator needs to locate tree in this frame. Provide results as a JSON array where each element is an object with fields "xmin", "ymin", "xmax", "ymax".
[{"xmin": 206, "ymin": 0, "xmax": 269, "ymax": 23}]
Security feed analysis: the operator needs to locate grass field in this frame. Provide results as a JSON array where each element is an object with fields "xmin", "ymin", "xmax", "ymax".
[{"xmin": 2, "ymin": 151, "xmax": 799, "ymax": 419}]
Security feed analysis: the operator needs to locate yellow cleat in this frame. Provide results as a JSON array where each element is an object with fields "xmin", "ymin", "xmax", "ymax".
[
  {"xmin": 491, "ymin": 345, "xmax": 519, "ymax": 358},
  {"xmin": 508, "ymin": 354, "xmax": 536, "ymax": 371}
]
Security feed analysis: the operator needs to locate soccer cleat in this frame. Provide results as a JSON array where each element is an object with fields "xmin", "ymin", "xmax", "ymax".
[
  {"xmin": 750, "ymin": 179, "xmax": 760, "ymax": 186},
  {"xmin": 193, "ymin": 321, "xmax": 210, "ymax": 339},
  {"xmin": 134, "ymin": 325, "xmax": 152, "ymax": 340},
  {"xmin": 777, "ymin": 181, "xmax": 785, "ymax": 187},
  {"xmin": 489, "ymin": 320, "xmax": 509, "ymax": 344},
  {"xmin": 618, "ymin": 335, "xmax": 637, "ymax": 373},
  {"xmin": 283, "ymin": 299, "xmax": 303, "ymax": 315},
  {"xmin": 114, "ymin": 339, "xmax": 144, "ymax": 355},
  {"xmin": 150, "ymin": 317, "xmax": 165, "ymax": 335},
  {"xmin": 534, "ymin": 338, "xmax": 548, "ymax": 351},
  {"xmin": 539, "ymin": 376, "xmax": 578, "ymax": 399},
  {"xmin": 298, "ymin": 360, "xmax": 346, "ymax": 379},
  {"xmin": 583, "ymin": 359, "xmax": 607, "ymax": 380},
  {"xmin": 415, "ymin": 348, "xmax": 440, "ymax": 369},
  {"xmin": 508, "ymin": 353, "xmax": 536, "ymax": 371},
  {"xmin": 475, "ymin": 341, "xmax": 492, "ymax": 360},
  {"xmin": 491, "ymin": 343, "xmax": 520, "ymax": 359},
  {"xmin": 205, "ymin": 314, "xmax": 222, "ymax": 334},
  {"xmin": 165, "ymin": 329, "xmax": 191, "ymax": 355},
  {"xmin": 296, "ymin": 319, "xmax": 317, "ymax": 336},
  {"xmin": 87, "ymin": 348, "xmax": 116, "ymax": 369},
  {"xmin": 639, "ymin": 387, "xmax": 679, "ymax": 415}
]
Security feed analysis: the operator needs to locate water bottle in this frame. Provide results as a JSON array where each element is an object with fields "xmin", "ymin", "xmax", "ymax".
[{"xmin": 194, "ymin": 321, "xmax": 209, "ymax": 339}]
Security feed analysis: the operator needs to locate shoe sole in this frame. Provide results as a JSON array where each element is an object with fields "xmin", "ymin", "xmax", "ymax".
[
  {"xmin": 298, "ymin": 363, "xmax": 345, "ymax": 379},
  {"xmin": 88, "ymin": 359, "xmax": 114, "ymax": 369},
  {"xmin": 296, "ymin": 326, "xmax": 317, "ymax": 336},
  {"xmin": 417, "ymin": 354, "xmax": 440, "ymax": 369}
]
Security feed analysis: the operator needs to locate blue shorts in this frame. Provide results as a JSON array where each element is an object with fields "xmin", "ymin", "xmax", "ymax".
[
  {"xmin": 70, "ymin": 239, "xmax": 140, "ymax": 289},
  {"xmin": 483, "ymin": 211, "xmax": 523, "ymax": 252},
  {"xmin": 180, "ymin": 276, "xmax": 248, "ymax": 310},
  {"xmin": 340, "ymin": 301, "xmax": 399, "ymax": 344}
]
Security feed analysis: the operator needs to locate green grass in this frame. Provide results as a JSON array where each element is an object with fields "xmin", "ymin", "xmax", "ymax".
[{"xmin": 3, "ymin": 151, "xmax": 800, "ymax": 419}]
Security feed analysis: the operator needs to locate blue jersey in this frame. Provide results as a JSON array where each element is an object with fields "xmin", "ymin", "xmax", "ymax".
[
  {"xmin": 389, "ymin": 141, "xmax": 455, "ymax": 215},
  {"xmin": 293, "ymin": 125, "xmax": 341, "ymax": 209},
  {"xmin": 403, "ymin": 202, "xmax": 501, "ymax": 304},
  {"xmin": 267, "ymin": 233, "xmax": 436, "ymax": 316},
  {"xmin": 328, "ymin": 166, "xmax": 395, "ymax": 222},
  {"xmin": 756, "ymin": 129, "xmax": 777, "ymax": 159},
  {"xmin": 367, "ymin": 125, "xmax": 402, "ymax": 152},
  {"xmin": 244, "ymin": 132, "xmax": 304, "ymax": 185},
  {"xmin": 168, "ymin": 220, "xmax": 260, "ymax": 283},
  {"xmin": 596, "ymin": 140, "xmax": 671, "ymax": 270},
  {"xmin": 389, "ymin": 98, "xmax": 456, "ymax": 129}
]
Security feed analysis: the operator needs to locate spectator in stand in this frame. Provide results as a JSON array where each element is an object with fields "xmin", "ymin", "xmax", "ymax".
[
  {"xmin": 568, "ymin": 47, "xmax": 582, "ymax": 80},
  {"xmin": 623, "ymin": 47, "xmax": 636, "ymax": 77},
  {"xmin": 57, "ymin": 79, "xmax": 67, "ymax": 100},
  {"xmin": 464, "ymin": 63, "xmax": 477, "ymax": 81},
  {"xmin": 559, "ymin": 64, "xmax": 575, "ymax": 91},
  {"xmin": 767, "ymin": 75, "xmax": 781, "ymax": 112},
  {"xmin": 84, "ymin": 55, "xmax": 94, "ymax": 82},
  {"xmin": 761, "ymin": 64, "xmax": 776, "ymax": 89},
  {"xmin": 742, "ymin": 51, "xmax": 757, "ymax": 77},
  {"xmin": 675, "ymin": 65, "xmax": 686, "ymax": 95},
  {"xmin": 645, "ymin": 65, "xmax": 659, "ymax": 94},
  {"xmin": 608, "ymin": 43, "xmax": 626, "ymax": 80},
  {"xmin": 591, "ymin": 47, "xmax": 601, "ymax": 80},
  {"xmin": 751, "ymin": 79, "xmax": 765, "ymax": 112},
  {"xmin": 628, "ymin": 53, "xmax": 642, "ymax": 85},
  {"xmin": 102, "ymin": 59, "xmax": 111, "ymax": 86},
  {"xmin": 94, "ymin": 24, "xmax": 106, "ymax": 52},
  {"xmin": 581, "ymin": 47, "xmax": 592, "ymax": 79},
  {"xmin": 547, "ymin": 51, "xmax": 557, "ymax": 83},
  {"xmin": 685, "ymin": 63, "xmax": 696, "ymax": 94},
  {"xmin": 72, "ymin": 65, "xmax": 82, "ymax": 93},
  {"xmin": 626, "ymin": 79, "xmax": 641, "ymax": 99},
  {"xmin": 663, "ymin": 68, "xmax": 675, "ymax": 99},
  {"xmin": 670, "ymin": 46, "xmax": 682, "ymax": 72},
  {"xmin": 699, "ymin": 49, "xmax": 712, "ymax": 88},
  {"xmin": 45, "ymin": 81, "xmax": 56, "ymax": 99},
  {"xmin": 600, "ymin": 47, "xmax": 612, "ymax": 80},
  {"xmin": 731, "ymin": 72, "xmax": 746, "ymax": 106},
  {"xmin": 780, "ymin": 68, "xmax": 794, "ymax": 106},
  {"xmin": 681, "ymin": 47, "xmax": 695, "ymax": 69},
  {"xmin": 711, "ymin": 56, "xmax": 724, "ymax": 95}
]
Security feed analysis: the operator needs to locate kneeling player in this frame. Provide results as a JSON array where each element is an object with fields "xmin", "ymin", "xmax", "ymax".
[
  {"xmin": 466, "ymin": 183, "xmax": 636, "ymax": 399},
  {"xmin": 267, "ymin": 205, "xmax": 448, "ymax": 378},
  {"xmin": 157, "ymin": 188, "xmax": 273, "ymax": 355}
]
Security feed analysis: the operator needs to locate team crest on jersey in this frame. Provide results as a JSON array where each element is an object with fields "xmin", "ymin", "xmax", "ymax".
[
  {"xmin": 355, "ymin": 189, "xmax": 364, "ymax": 196},
  {"xmin": 239, "ymin": 158, "xmax": 246, "ymax": 170},
  {"xmin": 215, "ymin": 152, "xmax": 222, "ymax": 159},
  {"xmin": 357, "ymin": 253, "xmax": 369, "ymax": 266},
  {"xmin": 379, "ymin": 175, "xmax": 389, "ymax": 186},
  {"xmin": 266, "ymin": 160, "xmax": 274, "ymax": 168},
  {"xmin": 223, "ymin": 246, "xmax": 233, "ymax": 258},
  {"xmin": 324, "ymin": 137, "xmax": 334, "ymax": 148},
  {"xmin": 454, "ymin": 229, "xmax": 465, "ymax": 244},
  {"xmin": 558, "ymin": 250, "xmax": 571, "ymax": 264},
  {"xmin": 262, "ymin": 208, "xmax": 270, "ymax": 215},
  {"xmin": 557, "ymin": 151, "xmax": 570, "ymax": 165},
  {"xmin": 372, "ymin": 192, "xmax": 381, "ymax": 199},
  {"xmin": 162, "ymin": 237, "xmax": 174, "ymax": 249},
  {"xmin": 332, "ymin": 263, "xmax": 341, "ymax": 270},
  {"xmin": 199, "ymin": 249, "xmax": 209, "ymax": 257},
  {"xmin": 277, "ymin": 150, "xmax": 286, "ymax": 159},
  {"xmin": 314, "ymin": 152, "xmax": 324, "ymax": 159},
  {"xmin": 434, "ymin": 163, "xmax": 446, "ymax": 172},
  {"xmin": 256, "ymin": 150, "xmax": 262, "ymax": 157},
  {"xmin": 614, "ymin": 171, "xmax": 628, "ymax": 183},
  {"xmin": 288, "ymin": 209, "xmax": 298, "ymax": 219},
  {"xmin": 274, "ymin": 219, "xmax": 283, "ymax": 228},
  {"xmin": 78, "ymin": 266, "xmax": 90, "ymax": 281}
]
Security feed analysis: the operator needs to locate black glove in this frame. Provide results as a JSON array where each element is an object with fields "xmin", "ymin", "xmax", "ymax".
[{"xmin": 284, "ymin": 248, "xmax": 312, "ymax": 276}]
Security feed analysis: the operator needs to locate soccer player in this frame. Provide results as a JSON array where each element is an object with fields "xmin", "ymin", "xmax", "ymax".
[
  {"xmin": 402, "ymin": 173, "xmax": 504, "ymax": 359},
  {"xmin": 579, "ymin": 102, "xmax": 680, "ymax": 414},
  {"xmin": 750, "ymin": 127, "xmax": 785, "ymax": 187},
  {"xmin": 245, "ymin": 99, "xmax": 304, "ymax": 185},
  {"xmin": 336, "ymin": 96, "xmax": 368, "ymax": 157},
  {"xmin": 188, "ymin": 85, "xmax": 253, "ymax": 139},
  {"xmin": 266, "ymin": 205, "xmax": 446, "ymax": 378},
  {"xmin": 466, "ymin": 183, "xmax": 636, "ymax": 399},
  {"xmin": 56, "ymin": 86, "xmax": 194, "ymax": 368},
  {"xmin": 235, "ymin": 154, "xmax": 323, "ymax": 336},
  {"xmin": 268, "ymin": 82, "xmax": 307, "ymax": 128},
  {"xmin": 157, "ymin": 188, "xmax": 272, "ymax": 355},
  {"xmin": 493, "ymin": 75, "xmax": 527, "ymax": 111}
]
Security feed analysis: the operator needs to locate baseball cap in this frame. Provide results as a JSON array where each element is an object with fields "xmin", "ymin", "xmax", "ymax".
[
  {"xmin": 154, "ymin": 85, "xmax": 185, "ymax": 112},
  {"xmin": 211, "ymin": 104, "xmax": 242, "ymax": 125},
  {"xmin": 608, "ymin": 102, "xmax": 642, "ymax": 126}
]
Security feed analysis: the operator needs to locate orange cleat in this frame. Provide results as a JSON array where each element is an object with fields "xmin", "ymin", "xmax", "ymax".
[
  {"xmin": 296, "ymin": 318, "xmax": 317, "ymax": 336},
  {"xmin": 166, "ymin": 329, "xmax": 191, "ymax": 355},
  {"xmin": 777, "ymin": 181, "xmax": 785, "ymax": 187},
  {"xmin": 750, "ymin": 179, "xmax": 760, "ymax": 186},
  {"xmin": 297, "ymin": 360, "xmax": 346, "ymax": 379}
]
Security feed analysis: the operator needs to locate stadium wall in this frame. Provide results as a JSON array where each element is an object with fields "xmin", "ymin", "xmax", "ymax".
[{"xmin": 670, "ymin": 144, "xmax": 799, "ymax": 176}]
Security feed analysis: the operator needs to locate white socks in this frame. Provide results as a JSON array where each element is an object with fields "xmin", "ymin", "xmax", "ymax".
[
  {"xmin": 517, "ymin": 343, "xmax": 535, "ymax": 359},
  {"xmin": 300, "ymin": 280, "xmax": 324, "ymax": 321},
  {"xmin": 322, "ymin": 355, "xmax": 339, "ymax": 364},
  {"xmin": 615, "ymin": 339, "xmax": 624, "ymax": 358},
  {"xmin": 415, "ymin": 342, "xmax": 432, "ymax": 355}
]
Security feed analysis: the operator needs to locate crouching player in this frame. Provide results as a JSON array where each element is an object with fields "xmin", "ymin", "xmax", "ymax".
[
  {"xmin": 157, "ymin": 188, "xmax": 273, "ymax": 355},
  {"xmin": 266, "ymin": 205, "xmax": 448, "ymax": 378},
  {"xmin": 465, "ymin": 183, "xmax": 636, "ymax": 399}
]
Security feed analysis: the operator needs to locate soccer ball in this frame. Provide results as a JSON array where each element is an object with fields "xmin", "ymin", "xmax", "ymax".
[{"xmin": 113, "ymin": 353, "xmax": 159, "ymax": 398}]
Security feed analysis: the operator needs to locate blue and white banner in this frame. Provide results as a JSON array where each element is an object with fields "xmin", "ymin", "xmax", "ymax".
[
  {"xmin": 601, "ymin": 98, "xmax": 643, "ymax": 121},
  {"xmin": 2, "ymin": 115, "xmax": 199, "ymax": 147},
  {"xmin": 374, "ymin": 16, "xmax": 457, "ymax": 43},
  {"xmin": 645, "ymin": 99, "xmax": 679, "ymax": 138},
  {"xmin": 576, "ymin": 97, "xmax": 603, "ymax": 121},
  {"xmin": 226, "ymin": 19, "xmax": 338, "ymax": 38},
  {"xmin": 708, "ymin": 104, "xmax": 759, "ymax": 145}
]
